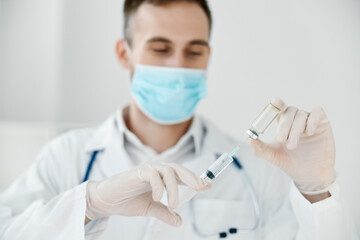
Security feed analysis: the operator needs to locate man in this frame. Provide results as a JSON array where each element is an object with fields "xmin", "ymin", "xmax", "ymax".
[{"xmin": 0, "ymin": 0, "xmax": 357, "ymax": 239}]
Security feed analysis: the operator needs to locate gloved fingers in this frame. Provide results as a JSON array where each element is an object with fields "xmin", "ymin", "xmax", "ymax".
[
  {"xmin": 306, "ymin": 106, "xmax": 328, "ymax": 136},
  {"xmin": 137, "ymin": 162, "xmax": 154, "ymax": 183},
  {"xmin": 270, "ymin": 97, "xmax": 287, "ymax": 112},
  {"xmin": 137, "ymin": 165, "xmax": 165, "ymax": 202},
  {"xmin": 138, "ymin": 162, "xmax": 208, "ymax": 209},
  {"xmin": 286, "ymin": 110, "xmax": 308, "ymax": 150},
  {"xmin": 146, "ymin": 201, "xmax": 182, "ymax": 227},
  {"xmin": 158, "ymin": 166, "xmax": 179, "ymax": 209},
  {"xmin": 164, "ymin": 162, "xmax": 207, "ymax": 191},
  {"xmin": 276, "ymin": 106, "xmax": 298, "ymax": 143},
  {"xmin": 149, "ymin": 170, "xmax": 164, "ymax": 202}
]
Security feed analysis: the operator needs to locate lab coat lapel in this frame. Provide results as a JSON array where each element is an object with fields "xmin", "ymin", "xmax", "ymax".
[
  {"xmin": 99, "ymin": 131, "xmax": 136, "ymax": 177},
  {"xmin": 85, "ymin": 113, "xmax": 137, "ymax": 178}
]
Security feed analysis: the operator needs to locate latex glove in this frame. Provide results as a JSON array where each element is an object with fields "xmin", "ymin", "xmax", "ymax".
[
  {"xmin": 249, "ymin": 97, "xmax": 336, "ymax": 195},
  {"xmin": 86, "ymin": 162, "xmax": 208, "ymax": 226}
]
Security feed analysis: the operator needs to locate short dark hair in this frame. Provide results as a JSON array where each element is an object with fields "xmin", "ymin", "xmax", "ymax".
[{"xmin": 123, "ymin": 0, "xmax": 212, "ymax": 44}]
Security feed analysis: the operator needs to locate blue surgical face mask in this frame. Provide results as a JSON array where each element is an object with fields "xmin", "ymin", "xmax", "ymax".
[{"xmin": 130, "ymin": 64, "xmax": 207, "ymax": 125}]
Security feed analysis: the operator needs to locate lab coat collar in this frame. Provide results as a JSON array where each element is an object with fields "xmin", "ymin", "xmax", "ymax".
[
  {"xmin": 84, "ymin": 114, "xmax": 118, "ymax": 153},
  {"xmin": 187, "ymin": 115, "xmax": 204, "ymax": 155},
  {"xmin": 84, "ymin": 106, "xmax": 205, "ymax": 155},
  {"xmin": 114, "ymin": 107, "xmax": 204, "ymax": 156}
]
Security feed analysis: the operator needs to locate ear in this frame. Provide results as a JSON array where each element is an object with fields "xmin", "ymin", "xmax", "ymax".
[
  {"xmin": 115, "ymin": 39, "xmax": 132, "ymax": 69},
  {"xmin": 207, "ymin": 46, "xmax": 211, "ymax": 60},
  {"xmin": 207, "ymin": 46, "xmax": 211, "ymax": 56},
  {"xmin": 205, "ymin": 46, "xmax": 212, "ymax": 67}
]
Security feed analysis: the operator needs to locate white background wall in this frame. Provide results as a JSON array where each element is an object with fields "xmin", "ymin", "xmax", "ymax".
[{"xmin": 1, "ymin": 0, "xmax": 359, "ymax": 233}]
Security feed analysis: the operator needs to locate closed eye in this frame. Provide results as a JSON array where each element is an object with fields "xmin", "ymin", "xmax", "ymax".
[
  {"xmin": 188, "ymin": 51, "xmax": 203, "ymax": 56},
  {"xmin": 152, "ymin": 48, "xmax": 169, "ymax": 53}
]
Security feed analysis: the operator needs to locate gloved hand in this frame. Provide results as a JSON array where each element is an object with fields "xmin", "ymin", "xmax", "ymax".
[
  {"xmin": 249, "ymin": 97, "xmax": 336, "ymax": 195},
  {"xmin": 85, "ymin": 162, "xmax": 208, "ymax": 226}
]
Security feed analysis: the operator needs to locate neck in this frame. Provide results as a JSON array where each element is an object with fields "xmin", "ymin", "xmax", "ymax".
[{"xmin": 124, "ymin": 100, "xmax": 193, "ymax": 154}]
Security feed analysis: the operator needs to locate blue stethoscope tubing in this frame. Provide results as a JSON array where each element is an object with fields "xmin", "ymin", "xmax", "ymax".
[
  {"xmin": 82, "ymin": 150, "xmax": 100, "ymax": 183},
  {"xmin": 82, "ymin": 151, "xmax": 260, "ymax": 238}
]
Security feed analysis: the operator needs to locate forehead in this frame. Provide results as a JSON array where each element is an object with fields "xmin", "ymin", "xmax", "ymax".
[{"xmin": 130, "ymin": 2, "xmax": 210, "ymax": 44}]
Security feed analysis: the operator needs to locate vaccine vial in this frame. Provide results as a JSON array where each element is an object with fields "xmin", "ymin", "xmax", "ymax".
[{"xmin": 247, "ymin": 103, "xmax": 281, "ymax": 140}]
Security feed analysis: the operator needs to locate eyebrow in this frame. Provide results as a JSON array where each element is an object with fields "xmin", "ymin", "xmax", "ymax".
[
  {"xmin": 147, "ymin": 37, "xmax": 171, "ymax": 44},
  {"xmin": 146, "ymin": 37, "xmax": 209, "ymax": 47},
  {"xmin": 188, "ymin": 40, "xmax": 209, "ymax": 47}
]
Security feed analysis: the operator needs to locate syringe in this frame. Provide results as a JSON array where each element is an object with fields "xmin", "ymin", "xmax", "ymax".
[
  {"xmin": 200, "ymin": 146, "xmax": 240, "ymax": 184},
  {"xmin": 175, "ymin": 146, "xmax": 241, "ymax": 209}
]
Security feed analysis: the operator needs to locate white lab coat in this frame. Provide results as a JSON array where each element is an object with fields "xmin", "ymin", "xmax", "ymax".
[{"xmin": 0, "ymin": 111, "xmax": 357, "ymax": 240}]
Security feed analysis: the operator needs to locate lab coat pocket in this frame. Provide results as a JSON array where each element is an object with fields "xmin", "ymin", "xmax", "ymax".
[{"xmin": 192, "ymin": 198, "xmax": 257, "ymax": 238}]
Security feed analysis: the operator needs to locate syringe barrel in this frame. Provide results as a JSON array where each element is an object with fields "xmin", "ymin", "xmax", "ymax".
[
  {"xmin": 247, "ymin": 103, "xmax": 280, "ymax": 139},
  {"xmin": 200, "ymin": 153, "xmax": 233, "ymax": 184}
]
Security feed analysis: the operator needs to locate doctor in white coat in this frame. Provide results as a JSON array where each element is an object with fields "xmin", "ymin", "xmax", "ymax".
[{"xmin": 0, "ymin": 0, "xmax": 358, "ymax": 239}]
